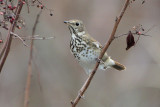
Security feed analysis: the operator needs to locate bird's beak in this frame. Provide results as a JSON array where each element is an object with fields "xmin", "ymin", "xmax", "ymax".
[{"xmin": 64, "ymin": 21, "xmax": 69, "ymax": 24}]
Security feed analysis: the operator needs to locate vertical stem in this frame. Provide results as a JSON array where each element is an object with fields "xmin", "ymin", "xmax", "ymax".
[
  {"xmin": 71, "ymin": 0, "xmax": 130, "ymax": 106},
  {"xmin": 24, "ymin": 10, "xmax": 42, "ymax": 107},
  {"xmin": 0, "ymin": 0, "xmax": 24, "ymax": 72}
]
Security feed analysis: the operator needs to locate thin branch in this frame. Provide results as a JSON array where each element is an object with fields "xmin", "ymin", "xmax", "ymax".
[
  {"xmin": 135, "ymin": 34, "xmax": 140, "ymax": 44},
  {"xmin": 144, "ymin": 25, "xmax": 157, "ymax": 34},
  {"xmin": 71, "ymin": 0, "xmax": 130, "ymax": 106},
  {"xmin": 0, "ymin": 0, "xmax": 24, "ymax": 73},
  {"xmin": 11, "ymin": 32, "xmax": 54, "ymax": 46},
  {"xmin": 114, "ymin": 32, "xmax": 151, "ymax": 39},
  {"xmin": 26, "ymin": 0, "xmax": 30, "ymax": 13},
  {"xmin": 13, "ymin": 35, "xmax": 54, "ymax": 40},
  {"xmin": 10, "ymin": 32, "xmax": 29, "ymax": 47},
  {"xmin": 36, "ymin": 0, "xmax": 54, "ymax": 12},
  {"xmin": 24, "ymin": 36, "xmax": 54, "ymax": 40},
  {"xmin": 23, "ymin": 10, "xmax": 42, "ymax": 107},
  {"xmin": 33, "ymin": 54, "xmax": 43, "ymax": 92}
]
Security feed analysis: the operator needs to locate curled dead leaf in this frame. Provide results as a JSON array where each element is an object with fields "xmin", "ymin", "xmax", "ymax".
[{"xmin": 126, "ymin": 31, "xmax": 135, "ymax": 50}]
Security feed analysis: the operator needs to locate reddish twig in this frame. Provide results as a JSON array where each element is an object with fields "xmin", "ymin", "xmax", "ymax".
[
  {"xmin": 23, "ymin": 10, "xmax": 42, "ymax": 107},
  {"xmin": 0, "ymin": 0, "xmax": 24, "ymax": 73},
  {"xmin": 71, "ymin": 0, "xmax": 130, "ymax": 106}
]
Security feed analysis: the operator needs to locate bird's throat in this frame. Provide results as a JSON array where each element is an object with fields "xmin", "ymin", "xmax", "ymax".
[{"xmin": 68, "ymin": 26, "xmax": 85, "ymax": 38}]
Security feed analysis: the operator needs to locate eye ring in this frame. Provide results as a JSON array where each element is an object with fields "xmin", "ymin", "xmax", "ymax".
[{"xmin": 76, "ymin": 22, "xmax": 79, "ymax": 26}]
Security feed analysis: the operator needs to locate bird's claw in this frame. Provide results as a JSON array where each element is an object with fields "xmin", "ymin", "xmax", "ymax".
[{"xmin": 96, "ymin": 58, "xmax": 105, "ymax": 64}]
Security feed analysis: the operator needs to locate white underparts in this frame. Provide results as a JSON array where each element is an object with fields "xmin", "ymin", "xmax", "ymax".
[
  {"xmin": 71, "ymin": 33, "xmax": 76, "ymax": 39},
  {"xmin": 77, "ymin": 31, "xmax": 85, "ymax": 36},
  {"xmin": 99, "ymin": 57, "xmax": 115, "ymax": 70},
  {"xmin": 107, "ymin": 57, "xmax": 115, "ymax": 66}
]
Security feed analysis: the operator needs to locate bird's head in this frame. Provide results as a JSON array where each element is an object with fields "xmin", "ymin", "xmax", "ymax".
[{"xmin": 64, "ymin": 19, "xmax": 85, "ymax": 35}]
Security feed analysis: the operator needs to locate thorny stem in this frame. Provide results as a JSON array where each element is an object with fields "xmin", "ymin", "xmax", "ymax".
[
  {"xmin": 0, "ymin": 0, "xmax": 24, "ymax": 73},
  {"xmin": 71, "ymin": 0, "xmax": 130, "ymax": 107},
  {"xmin": 23, "ymin": 10, "xmax": 42, "ymax": 107}
]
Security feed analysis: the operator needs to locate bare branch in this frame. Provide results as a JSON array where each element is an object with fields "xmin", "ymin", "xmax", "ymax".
[
  {"xmin": 13, "ymin": 35, "xmax": 54, "ymax": 40},
  {"xmin": 27, "ymin": 36, "xmax": 54, "ymax": 40},
  {"xmin": 71, "ymin": 0, "xmax": 130, "ymax": 106},
  {"xmin": 10, "ymin": 32, "xmax": 29, "ymax": 47},
  {"xmin": 0, "ymin": 0, "xmax": 24, "ymax": 73},
  {"xmin": 26, "ymin": 0, "xmax": 30, "ymax": 13},
  {"xmin": 144, "ymin": 25, "xmax": 157, "ymax": 34},
  {"xmin": 23, "ymin": 10, "xmax": 42, "ymax": 107},
  {"xmin": 114, "ymin": 32, "xmax": 151, "ymax": 39}
]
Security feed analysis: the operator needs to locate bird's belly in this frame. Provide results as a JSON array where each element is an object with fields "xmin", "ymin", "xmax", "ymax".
[
  {"xmin": 78, "ymin": 49, "xmax": 99, "ymax": 69},
  {"xmin": 70, "ymin": 40, "xmax": 100, "ymax": 71}
]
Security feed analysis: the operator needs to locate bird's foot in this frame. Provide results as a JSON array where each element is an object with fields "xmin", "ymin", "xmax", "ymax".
[{"xmin": 96, "ymin": 58, "xmax": 105, "ymax": 64}]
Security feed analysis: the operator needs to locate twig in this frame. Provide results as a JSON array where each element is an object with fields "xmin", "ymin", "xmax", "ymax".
[
  {"xmin": 71, "ymin": 0, "xmax": 130, "ymax": 106},
  {"xmin": 114, "ymin": 32, "xmax": 151, "ymax": 39},
  {"xmin": 26, "ymin": 0, "xmax": 30, "ymax": 13},
  {"xmin": 11, "ymin": 32, "xmax": 54, "ymax": 46},
  {"xmin": 144, "ymin": 25, "xmax": 157, "ymax": 34},
  {"xmin": 0, "ymin": 0, "xmax": 24, "ymax": 73},
  {"xmin": 10, "ymin": 32, "xmax": 29, "ymax": 47},
  {"xmin": 33, "ymin": 55, "xmax": 43, "ymax": 92},
  {"xmin": 135, "ymin": 34, "xmax": 140, "ymax": 44},
  {"xmin": 13, "ymin": 35, "xmax": 54, "ymax": 40},
  {"xmin": 36, "ymin": 0, "xmax": 54, "ymax": 12},
  {"xmin": 26, "ymin": 36, "xmax": 54, "ymax": 40},
  {"xmin": 23, "ymin": 10, "xmax": 42, "ymax": 107}
]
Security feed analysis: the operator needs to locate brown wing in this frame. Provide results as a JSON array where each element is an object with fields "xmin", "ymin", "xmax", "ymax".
[
  {"xmin": 82, "ymin": 34, "xmax": 108, "ymax": 62},
  {"xmin": 82, "ymin": 34, "xmax": 103, "ymax": 49}
]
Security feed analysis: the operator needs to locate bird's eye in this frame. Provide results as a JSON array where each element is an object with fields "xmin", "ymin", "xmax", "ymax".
[{"xmin": 76, "ymin": 22, "xmax": 79, "ymax": 26}]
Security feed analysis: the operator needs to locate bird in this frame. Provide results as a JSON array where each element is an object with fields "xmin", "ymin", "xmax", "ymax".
[{"xmin": 64, "ymin": 19, "xmax": 126, "ymax": 75}]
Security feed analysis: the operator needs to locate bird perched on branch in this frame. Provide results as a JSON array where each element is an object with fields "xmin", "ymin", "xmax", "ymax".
[{"xmin": 64, "ymin": 19, "xmax": 126, "ymax": 74}]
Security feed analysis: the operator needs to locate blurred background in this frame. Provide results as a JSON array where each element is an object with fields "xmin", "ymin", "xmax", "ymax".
[{"xmin": 0, "ymin": 0, "xmax": 160, "ymax": 107}]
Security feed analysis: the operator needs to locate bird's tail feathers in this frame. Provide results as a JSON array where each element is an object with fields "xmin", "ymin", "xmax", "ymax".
[
  {"xmin": 112, "ymin": 60, "xmax": 126, "ymax": 71},
  {"xmin": 106, "ymin": 58, "xmax": 126, "ymax": 71}
]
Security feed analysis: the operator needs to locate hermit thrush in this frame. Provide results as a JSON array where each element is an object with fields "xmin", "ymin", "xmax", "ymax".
[{"xmin": 64, "ymin": 19, "xmax": 126, "ymax": 74}]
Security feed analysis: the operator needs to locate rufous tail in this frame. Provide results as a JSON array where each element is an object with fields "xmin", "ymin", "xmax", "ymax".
[{"xmin": 112, "ymin": 61, "xmax": 126, "ymax": 71}]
